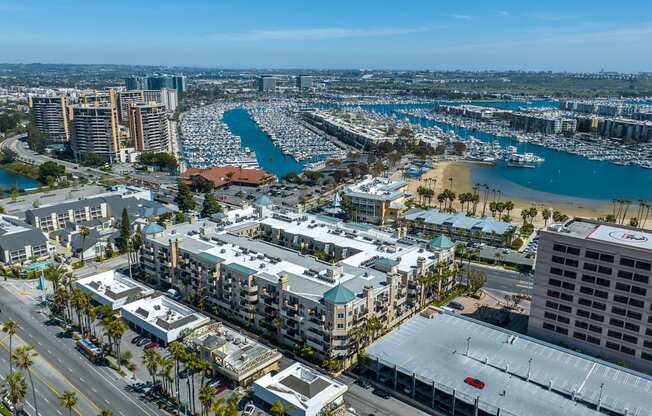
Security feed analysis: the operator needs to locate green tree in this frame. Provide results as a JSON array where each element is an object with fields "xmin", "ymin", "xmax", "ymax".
[
  {"xmin": 2, "ymin": 320, "xmax": 17, "ymax": 373},
  {"xmin": 4, "ymin": 372, "xmax": 27, "ymax": 412},
  {"xmin": 107, "ymin": 319, "xmax": 127, "ymax": 371},
  {"xmin": 198, "ymin": 385, "xmax": 214, "ymax": 416},
  {"xmin": 79, "ymin": 226, "xmax": 90, "ymax": 265},
  {"xmin": 467, "ymin": 269, "xmax": 486, "ymax": 295},
  {"xmin": 97, "ymin": 410, "xmax": 113, "ymax": 416},
  {"xmin": 38, "ymin": 161, "xmax": 65, "ymax": 183},
  {"xmin": 13, "ymin": 345, "xmax": 39, "ymax": 416},
  {"xmin": 175, "ymin": 179, "xmax": 196, "ymax": 212},
  {"xmin": 270, "ymin": 400, "xmax": 286, "ymax": 416},
  {"xmin": 118, "ymin": 208, "xmax": 131, "ymax": 254},
  {"xmin": 200, "ymin": 193, "xmax": 222, "ymax": 218},
  {"xmin": 59, "ymin": 390, "xmax": 78, "ymax": 416}
]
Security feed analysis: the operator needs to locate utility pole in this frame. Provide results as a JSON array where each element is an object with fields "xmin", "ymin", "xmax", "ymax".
[{"xmin": 466, "ymin": 337, "xmax": 471, "ymax": 357}]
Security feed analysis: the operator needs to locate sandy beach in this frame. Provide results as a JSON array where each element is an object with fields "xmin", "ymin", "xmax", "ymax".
[{"xmin": 401, "ymin": 160, "xmax": 611, "ymax": 228}]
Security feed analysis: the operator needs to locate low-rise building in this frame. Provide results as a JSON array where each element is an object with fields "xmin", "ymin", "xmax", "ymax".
[
  {"xmin": 182, "ymin": 165, "xmax": 274, "ymax": 190},
  {"xmin": 25, "ymin": 185, "xmax": 169, "ymax": 233},
  {"xmin": 342, "ymin": 177, "xmax": 409, "ymax": 225},
  {"xmin": 121, "ymin": 295, "xmax": 210, "ymax": 346},
  {"xmin": 186, "ymin": 321, "xmax": 282, "ymax": 386},
  {"xmin": 75, "ymin": 269, "xmax": 154, "ymax": 310},
  {"xmin": 364, "ymin": 307, "xmax": 652, "ymax": 416},
  {"xmin": 253, "ymin": 363, "xmax": 348, "ymax": 416},
  {"xmin": 0, "ymin": 214, "xmax": 50, "ymax": 265},
  {"xmin": 402, "ymin": 208, "xmax": 516, "ymax": 247}
]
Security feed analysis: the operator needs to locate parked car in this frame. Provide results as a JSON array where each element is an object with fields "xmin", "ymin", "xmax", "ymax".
[
  {"xmin": 143, "ymin": 342, "xmax": 159, "ymax": 350},
  {"xmin": 354, "ymin": 379, "xmax": 371, "ymax": 389},
  {"xmin": 372, "ymin": 388, "xmax": 391, "ymax": 399},
  {"xmin": 137, "ymin": 338, "xmax": 151, "ymax": 347},
  {"xmin": 464, "ymin": 376, "xmax": 486, "ymax": 390},
  {"xmin": 447, "ymin": 301, "xmax": 465, "ymax": 311},
  {"xmin": 242, "ymin": 403, "xmax": 256, "ymax": 416}
]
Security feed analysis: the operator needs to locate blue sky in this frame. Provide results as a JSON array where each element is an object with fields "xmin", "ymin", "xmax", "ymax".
[{"xmin": 1, "ymin": 0, "xmax": 652, "ymax": 71}]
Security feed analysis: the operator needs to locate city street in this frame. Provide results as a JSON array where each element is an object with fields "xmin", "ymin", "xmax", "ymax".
[
  {"xmin": 467, "ymin": 262, "xmax": 534, "ymax": 295},
  {"xmin": 0, "ymin": 280, "xmax": 163, "ymax": 416}
]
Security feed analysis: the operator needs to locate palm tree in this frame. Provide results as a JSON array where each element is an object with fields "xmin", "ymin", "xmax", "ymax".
[
  {"xmin": 270, "ymin": 400, "xmax": 286, "ymax": 416},
  {"xmin": 4, "ymin": 372, "xmax": 27, "ymax": 413},
  {"xmin": 79, "ymin": 226, "xmax": 90, "ymax": 265},
  {"xmin": 13, "ymin": 345, "xmax": 38, "ymax": 416},
  {"xmin": 59, "ymin": 390, "xmax": 78, "ymax": 416},
  {"xmin": 2, "ymin": 320, "xmax": 17, "ymax": 373},
  {"xmin": 168, "ymin": 341, "xmax": 187, "ymax": 414},
  {"xmin": 198, "ymin": 385, "xmax": 214, "ymax": 416},
  {"xmin": 210, "ymin": 397, "xmax": 226, "ymax": 416},
  {"xmin": 107, "ymin": 319, "xmax": 127, "ymax": 370},
  {"xmin": 143, "ymin": 349, "xmax": 162, "ymax": 387},
  {"xmin": 97, "ymin": 410, "xmax": 113, "ymax": 416}
]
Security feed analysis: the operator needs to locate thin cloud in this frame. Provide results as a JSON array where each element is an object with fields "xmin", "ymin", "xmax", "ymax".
[
  {"xmin": 497, "ymin": 10, "xmax": 511, "ymax": 17},
  {"xmin": 209, "ymin": 27, "xmax": 433, "ymax": 41},
  {"xmin": 451, "ymin": 14, "xmax": 472, "ymax": 20},
  {"xmin": 427, "ymin": 24, "xmax": 652, "ymax": 53}
]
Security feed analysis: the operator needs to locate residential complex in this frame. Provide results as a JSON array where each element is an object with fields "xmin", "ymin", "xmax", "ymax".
[
  {"xmin": 342, "ymin": 176, "xmax": 409, "ymax": 225},
  {"xmin": 139, "ymin": 208, "xmax": 455, "ymax": 366},
  {"xmin": 253, "ymin": 363, "xmax": 348, "ymax": 416},
  {"xmin": 27, "ymin": 95, "xmax": 70, "ymax": 143},
  {"xmin": 70, "ymin": 103, "xmax": 121, "ymax": 163},
  {"xmin": 128, "ymin": 102, "xmax": 170, "ymax": 152},
  {"xmin": 510, "ymin": 110, "xmax": 578, "ymax": 135},
  {"xmin": 185, "ymin": 321, "xmax": 282, "ymax": 386},
  {"xmin": 303, "ymin": 110, "xmax": 398, "ymax": 148},
  {"xmin": 364, "ymin": 307, "xmax": 652, "ymax": 416},
  {"xmin": 529, "ymin": 219, "xmax": 652, "ymax": 373},
  {"xmin": 402, "ymin": 208, "xmax": 516, "ymax": 247},
  {"xmin": 24, "ymin": 185, "xmax": 167, "ymax": 233},
  {"xmin": 0, "ymin": 214, "xmax": 50, "ymax": 265}
]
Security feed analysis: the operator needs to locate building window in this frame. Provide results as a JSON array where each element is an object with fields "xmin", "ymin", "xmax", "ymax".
[
  {"xmin": 573, "ymin": 332, "xmax": 587, "ymax": 341},
  {"xmin": 599, "ymin": 254, "xmax": 614, "ymax": 263},
  {"xmin": 549, "ymin": 268, "xmax": 563, "ymax": 276},
  {"xmin": 636, "ymin": 261, "xmax": 651, "ymax": 271},
  {"xmin": 586, "ymin": 336, "xmax": 600, "ymax": 345},
  {"xmin": 575, "ymin": 321, "xmax": 588, "ymax": 329},
  {"xmin": 567, "ymin": 247, "xmax": 580, "ymax": 256},
  {"xmin": 583, "ymin": 263, "xmax": 597, "ymax": 272},
  {"xmin": 548, "ymin": 278, "xmax": 562, "ymax": 287},
  {"xmin": 619, "ymin": 257, "xmax": 636, "ymax": 267},
  {"xmin": 608, "ymin": 330, "xmax": 622, "ymax": 339},
  {"xmin": 597, "ymin": 266, "xmax": 612, "ymax": 275},
  {"xmin": 624, "ymin": 322, "xmax": 640, "ymax": 332},
  {"xmin": 553, "ymin": 244, "xmax": 567, "ymax": 253},
  {"xmin": 586, "ymin": 250, "xmax": 600, "ymax": 260},
  {"xmin": 563, "ymin": 270, "xmax": 577, "ymax": 279},
  {"xmin": 543, "ymin": 322, "xmax": 555, "ymax": 331}
]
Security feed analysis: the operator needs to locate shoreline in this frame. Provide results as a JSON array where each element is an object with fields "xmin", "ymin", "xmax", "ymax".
[{"xmin": 403, "ymin": 160, "xmax": 611, "ymax": 227}]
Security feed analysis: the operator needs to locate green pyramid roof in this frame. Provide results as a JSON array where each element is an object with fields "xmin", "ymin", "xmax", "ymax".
[
  {"xmin": 254, "ymin": 195, "xmax": 273, "ymax": 206},
  {"xmin": 143, "ymin": 222, "xmax": 165, "ymax": 235},
  {"xmin": 430, "ymin": 234, "xmax": 454, "ymax": 250},
  {"xmin": 323, "ymin": 284, "xmax": 355, "ymax": 304}
]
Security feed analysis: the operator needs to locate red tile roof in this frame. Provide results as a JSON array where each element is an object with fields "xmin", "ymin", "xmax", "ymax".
[{"xmin": 182, "ymin": 165, "xmax": 274, "ymax": 188}]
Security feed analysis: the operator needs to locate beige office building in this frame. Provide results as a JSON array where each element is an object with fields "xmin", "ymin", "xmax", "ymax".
[{"xmin": 529, "ymin": 219, "xmax": 652, "ymax": 373}]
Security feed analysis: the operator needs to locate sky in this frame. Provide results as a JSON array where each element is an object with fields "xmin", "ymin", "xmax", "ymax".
[{"xmin": 1, "ymin": 0, "xmax": 652, "ymax": 71}]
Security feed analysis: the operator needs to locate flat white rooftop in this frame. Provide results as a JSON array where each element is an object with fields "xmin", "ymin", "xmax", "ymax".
[
  {"xmin": 75, "ymin": 269, "xmax": 154, "ymax": 306},
  {"xmin": 254, "ymin": 363, "xmax": 347, "ymax": 413},
  {"xmin": 122, "ymin": 295, "xmax": 209, "ymax": 334},
  {"xmin": 549, "ymin": 219, "xmax": 652, "ymax": 252}
]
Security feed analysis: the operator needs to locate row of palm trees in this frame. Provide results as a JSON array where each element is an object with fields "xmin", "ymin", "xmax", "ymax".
[
  {"xmin": 142, "ymin": 341, "xmax": 242, "ymax": 416},
  {"xmin": 0, "ymin": 319, "xmax": 114, "ymax": 416},
  {"xmin": 46, "ymin": 266, "xmax": 130, "ymax": 373}
]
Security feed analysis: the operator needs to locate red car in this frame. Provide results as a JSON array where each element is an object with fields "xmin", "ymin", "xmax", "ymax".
[
  {"xmin": 144, "ymin": 342, "xmax": 160, "ymax": 350},
  {"xmin": 464, "ymin": 377, "xmax": 485, "ymax": 390}
]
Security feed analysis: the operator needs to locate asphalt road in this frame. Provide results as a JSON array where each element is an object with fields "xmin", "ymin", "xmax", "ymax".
[
  {"xmin": 0, "ymin": 282, "xmax": 162, "ymax": 416},
  {"xmin": 338, "ymin": 373, "xmax": 442, "ymax": 416},
  {"xmin": 467, "ymin": 263, "xmax": 534, "ymax": 295}
]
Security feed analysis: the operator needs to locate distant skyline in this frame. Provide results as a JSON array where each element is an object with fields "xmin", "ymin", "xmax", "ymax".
[{"xmin": 1, "ymin": 1, "xmax": 652, "ymax": 72}]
